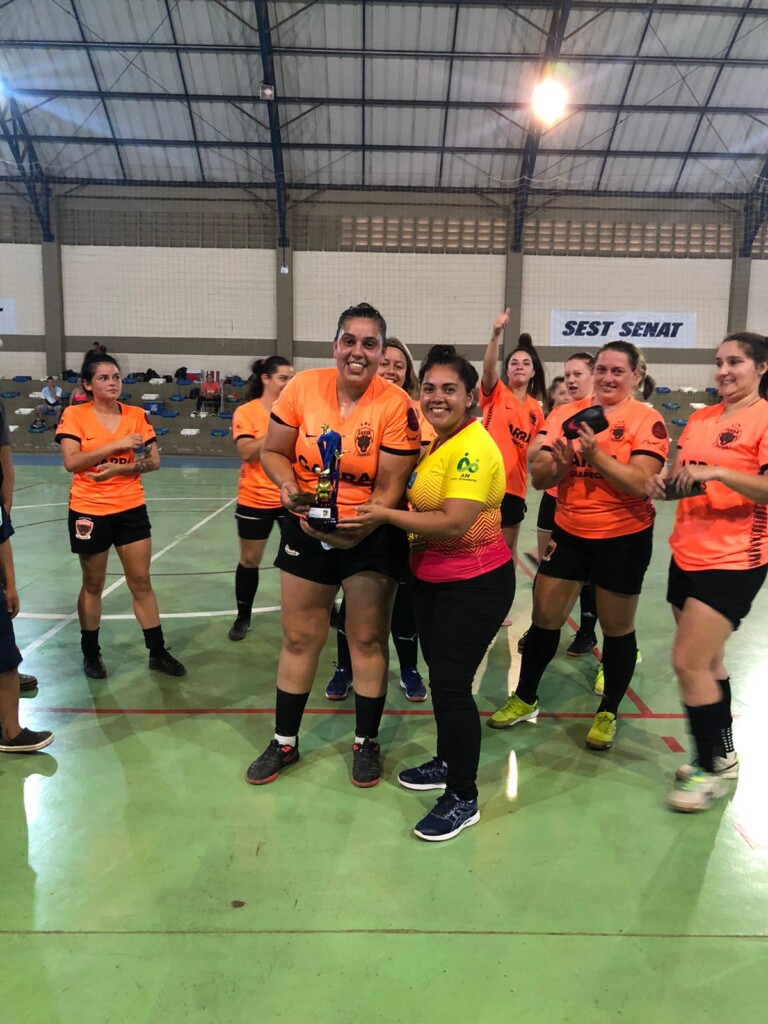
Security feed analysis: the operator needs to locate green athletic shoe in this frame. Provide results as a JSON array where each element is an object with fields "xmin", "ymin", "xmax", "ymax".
[
  {"xmin": 487, "ymin": 693, "xmax": 539, "ymax": 730},
  {"xmin": 585, "ymin": 711, "xmax": 616, "ymax": 750}
]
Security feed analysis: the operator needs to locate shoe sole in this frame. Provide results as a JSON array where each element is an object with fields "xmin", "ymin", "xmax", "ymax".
[
  {"xmin": 400, "ymin": 683, "xmax": 427, "ymax": 703},
  {"xmin": 83, "ymin": 668, "xmax": 107, "ymax": 679},
  {"xmin": 585, "ymin": 735, "xmax": 614, "ymax": 750},
  {"xmin": 667, "ymin": 780, "xmax": 727, "ymax": 813},
  {"xmin": 487, "ymin": 708, "xmax": 539, "ymax": 730},
  {"xmin": 398, "ymin": 778, "xmax": 447, "ymax": 791},
  {"xmin": 149, "ymin": 663, "xmax": 187, "ymax": 677},
  {"xmin": 674, "ymin": 763, "xmax": 739, "ymax": 782},
  {"xmin": 414, "ymin": 811, "xmax": 480, "ymax": 841},
  {"xmin": 228, "ymin": 628, "xmax": 251, "ymax": 641},
  {"xmin": 0, "ymin": 734, "xmax": 54, "ymax": 753},
  {"xmin": 245, "ymin": 755, "xmax": 300, "ymax": 785},
  {"xmin": 351, "ymin": 776, "xmax": 381, "ymax": 788},
  {"xmin": 567, "ymin": 648, "xmax": 595, "ymax": 658},
  {"xmin": 325, "ymin": 688, "xmax": 352, "ymax": 701}
]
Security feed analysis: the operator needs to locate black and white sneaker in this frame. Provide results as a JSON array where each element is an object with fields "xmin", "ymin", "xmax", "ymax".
[
  {"xmin": 148, "ymin": 649, "xmax": 186, "ymax": 677},
  {"xmin": 351, "ymin": 738, "xmax": 382, "ymax": 788},
  {"xmin": 398, "ymin": 756, "xmax": 448, "ymax": 791},
  {"xmin": 0, "ymin": 728, "xmax": 54, "ymax": 753},
  {"xmin": 246, "ymin": 739, "xmax": 300, "ymax": 785},
  {"xmin": 228, "ymin": 617, "xmax": 251, "ymax": 642},
  {"xmin": 82, "ymin": 654, "xmax": 107, "ymax": 679},
  {"xmin": 413, "ymin": 790, "xmax": 480, "ymax": 842}
]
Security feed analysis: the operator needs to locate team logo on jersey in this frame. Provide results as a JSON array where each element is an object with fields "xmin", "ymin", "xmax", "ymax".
[
  {"xmin": 407, "ymin": 407, "xmax": 419, "ymax": 433},
  {"xmin": 456, "ymin": 453, "xmax": 479, "ymax": 473},
  {"xmin": 717, "ymin": 425, "xmax": 742, "ymax": 448},
  {"xmin": 75, "ymin": 516, "xmax": 94, "ymax": 540},
  {"xmin": 529, "ymin": 411, "xmax": 538, "ymax": 427},
  {"xmin": 355, "ymin": 424, "xmax": 373, "ymax": 456},
  {"xmin": 611, "ymin": 423, "xmax": 626, "ymax": 441},
  {"xmin": 651, "ymin": 421, "xmax": 668, "ymax": 440}
]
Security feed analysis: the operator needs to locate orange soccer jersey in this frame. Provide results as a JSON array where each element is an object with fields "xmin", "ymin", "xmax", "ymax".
[
  {"xmin": 670, "ymin": 401, "xmax": 768, "ymax": 571},
  {"xmin": 480, "ymin": 381, "xmax": 544, "ymax": 499},
  {"xmin": 232, "ymin": 399, "xmax": 282, "ymax": 508},
  {"xmin": 271, "ymin": 368, "xmax": 420, "ymax": 516},
  {"xmin": 415, "ymin": 403, "xmax": 437, "ymax": 447},
  {"xmin": 56, "ymin": 403, "xmax": 156, "ymax": 514},
  {"xmin": 541, "ymin": 396, "xmax": 668, "ymax": 539}
]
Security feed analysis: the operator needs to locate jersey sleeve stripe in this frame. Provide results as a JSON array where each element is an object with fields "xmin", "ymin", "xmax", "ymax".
[
  {"xmin": 55, "ymin": 432, "xmax": 80, "ymax": 444},
  {"xmin": 233, "ymin": 432, "xmax": 255, "ymax": 441},
  {"xmin": 631, "ymin": 448, "xmax": 665, "ymax": 463},
  {"xmin": 270, "ymin": 412, "xmax": 298, "ymax": 428},
  {"xmin": 380, "ymin": 444, "xmax": 420, "ymax": 456}
]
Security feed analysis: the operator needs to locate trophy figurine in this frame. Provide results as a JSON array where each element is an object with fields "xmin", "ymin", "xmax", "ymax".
[{"xmin": 306, "ymin": 425, "xmax": 343, "ymax": 533}]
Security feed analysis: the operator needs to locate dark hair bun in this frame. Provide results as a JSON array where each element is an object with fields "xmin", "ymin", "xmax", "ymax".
[
  {"xmin": 517, "ymin": 333, "xmax": 534, "ymax": 348},
  {"xmin": 426, "ymin": 344, "xmax": 457, "ymax": 360}
]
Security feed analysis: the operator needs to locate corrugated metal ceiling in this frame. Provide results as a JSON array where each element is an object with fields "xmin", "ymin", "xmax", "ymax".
[{"xmin": 0, "ymin": 0, "xmax": 766, "ymax": 199}]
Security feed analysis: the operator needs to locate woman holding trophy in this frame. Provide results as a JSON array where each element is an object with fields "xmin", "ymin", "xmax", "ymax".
[{"xmin": 245, "ymin": 303, "xmax": 420, "ymax": 789}]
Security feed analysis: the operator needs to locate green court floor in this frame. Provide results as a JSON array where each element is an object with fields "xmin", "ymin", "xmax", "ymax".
[{"xmin": 3, "ymin": 459, "xmax": 768, "ymax": 1023}]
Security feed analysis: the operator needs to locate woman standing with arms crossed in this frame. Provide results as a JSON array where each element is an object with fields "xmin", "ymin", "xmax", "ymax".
[
  {"xmin": 357, "ymin": 345, "xmax": 514, "ymax": 840},
  {"xmin": 228, "ymin": 356, "xmax": 294, "ymax": 641},
  {"xmin": 488, "ymin": 341, "xmax": 668, "ymax": 750},
  {"xmin": 56, "ymin": 354, "xmax": 185, "ymax": 679},
  {"xmin": 646, "ymin": 332, "xmax": 768, "ymax": 812},
  {"xmin": 245, "ymin": 303, "xmax": 420, "ymax": 789},
  {"xmin": 326, "ymin": 336, "xmax": 428, "ymax": 702},
  {"xmin": 480, "ymin": 310, "xmax": 546, "ymax": 562}
]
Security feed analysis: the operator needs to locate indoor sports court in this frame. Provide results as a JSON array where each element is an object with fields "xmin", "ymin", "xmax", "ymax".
[{"xmin": 2, "ymin": 2, "xmax": 768, "ymax": 1021}]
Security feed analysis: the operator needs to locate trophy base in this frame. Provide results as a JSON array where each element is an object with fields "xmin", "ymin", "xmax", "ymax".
[{"xmin": 307, "ymin": 504, "xmax": 339, "ymax": 533}]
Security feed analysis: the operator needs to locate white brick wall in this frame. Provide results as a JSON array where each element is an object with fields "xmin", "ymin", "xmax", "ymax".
[
  {"xmin": 0, "ymin": 243, "xmax": 45, "ymax": 334},
  {"xmin": 746, "ymin": 261, "xmax": 768, "ymax": 332}
]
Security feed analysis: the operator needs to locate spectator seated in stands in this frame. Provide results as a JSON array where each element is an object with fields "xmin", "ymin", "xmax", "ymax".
[
  {"xmin": 70, "ymin": 377, "xmax": 89, "ymax": 405},
  {"xmin": 36, "ymin": 376, "xmax": 64, "ymax": 424},
  {"xmin": 196, "ymin": 371, "xmax": 221, "ymax": 414}
]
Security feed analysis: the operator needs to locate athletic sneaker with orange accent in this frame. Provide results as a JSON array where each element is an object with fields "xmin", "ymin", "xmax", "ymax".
[
  {"xmin": 351, "ymin": 738, "xmax": 382, "ymax": 787},
  {"xmin": 246, "ymin": 739, "xmax": 300, "ymax": 784}
]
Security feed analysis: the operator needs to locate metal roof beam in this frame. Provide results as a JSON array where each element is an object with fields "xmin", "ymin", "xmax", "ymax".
[
  {"xmin": 13, "ymin": 89, "xmax": 768, "ymax": 116},
  {"xmin": 0, "ymin": 81, "xmax": 53, "ymax": 239},
  {"xmin": 12, "ymin": 135, "xmax": 765, "ymax": 159},
  {"xmin": 4, "ymin": 39, "xmax": 768, "ymax": 66},
  {"xmin": 741, "ymin": 158, "xmax": 768, "ymax": 257},
  {"xmin": 437, "ymin": 3, "xmax": 461, "ymax": 188},
  {"xmin": 253, "ymin": 0, "xmax": 289, "ymax": 249},
  {"xmin": 164, "ymin": 0, "xmax": 205, "ymax": 182}
]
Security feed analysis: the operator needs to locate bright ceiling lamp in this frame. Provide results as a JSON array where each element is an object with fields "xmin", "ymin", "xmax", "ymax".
[{"xmin": 531, "ymin": 77, "xmax": 568, "ymax": 126}]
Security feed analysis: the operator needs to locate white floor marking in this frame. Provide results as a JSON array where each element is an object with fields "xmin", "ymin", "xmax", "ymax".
[
  {"xmin": 19, "ymin": 499, "xmax": 236, "ymax": 657},
  {"xmin": 14, "ymin": 497, "xmax": 230, "ymax": 510},
  {"xmin": 18, "ymin": 606, "xmax": 280, "ymax": 621}
]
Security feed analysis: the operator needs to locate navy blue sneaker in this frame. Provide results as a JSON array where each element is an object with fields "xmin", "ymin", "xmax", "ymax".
[
  {"xmin": 399, "ymin": 667, "xmax": 427, "ymax": 702},
  {"xmin": 325, "ymin": 663, "xmax": 353, "ymax": 701},
  {"xmin": 398, "ymin": 756, "xmax": 448, "ymax": 791},
  {"xmin": 413, "ymin": 790, "xmax": 480, "ymax": 842}
]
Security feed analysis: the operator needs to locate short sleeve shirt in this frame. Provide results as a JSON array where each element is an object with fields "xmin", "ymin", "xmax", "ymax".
[
  {"xmin": 480, "ymin": 381, "xmax": 545, "ymax": 498},
  {"xmin": 670, "ymin": 401, "xmax": 768, "ymax": 571},
  {"xmin": 56, "ymin": 403, "xmax": 156, "ymax": 514},
  {"xmin": 541, "ymin": 396, "xmax": 669, "ymax": 539},
  {"xmin": 271, "ymin": 368, "xmax": 420, "ymax": 518},
  {"xmin": 42, "ymin": 386, "xmax": 62, "ymax": 405},
  {"xmin": 407, "ymin": 420, "xmax": 511, "ymax": 582},
  {"xmin": 232, "ymin": 399, "xmax": 282, "ymax": 509}
]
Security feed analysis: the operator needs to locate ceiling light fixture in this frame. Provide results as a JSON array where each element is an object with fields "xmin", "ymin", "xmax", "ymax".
[{"xmin": 531, "ymin": 77, "xmax": 568, "ymax": 126}]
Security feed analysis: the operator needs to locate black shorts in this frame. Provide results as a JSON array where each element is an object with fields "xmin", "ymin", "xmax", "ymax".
[
  {"xmin": 666, "ymin": 557, "xmax": 768, "ymax": 631},
  {"xmin": 536, "ymin": 492, "xmax": 556, "ymax": 532},
  {"xmin": 235, "ymin": 504, "xmax": 283, "ymax": 541},
  {"xmin": 538, "ymin": 524, "xmax": 653, "ymax": 596},
  {"xmin": 500, "ymin": 493, "xmax": 526, "ymax": 528},
  {"xmin": 275, "ymin": 514, "xmax": 408, "ymax": 587},
  {"xmin": 69, "ymin": 504, "xmax": 152, "ymax": 555},
  {"xmin": 0, "ymin": 587, "xmax": 22, "ymax": 674}
]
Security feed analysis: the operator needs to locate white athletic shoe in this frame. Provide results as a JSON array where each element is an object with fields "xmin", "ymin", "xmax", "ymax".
[
  {"xmin": 674, "ymin": 751, "xmax": 739, "ymax": 782},
  {"xmin": 667, "ymin": 770, "xmax": 728, "ymax": 813}
]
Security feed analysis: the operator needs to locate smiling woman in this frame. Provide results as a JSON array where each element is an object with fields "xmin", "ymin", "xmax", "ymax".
[{"xmin": 55, "ymin": 353, "xmax": 185, "ymax": 681}]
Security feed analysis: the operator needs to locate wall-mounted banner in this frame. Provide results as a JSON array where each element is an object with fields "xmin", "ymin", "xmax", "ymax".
[
  {"xmin": 0, "ymin": 298, "xmax": 17, "ymax": 334},
  {"xmin": 550, "ymin": 310, "xmax": 697, "ymax": 348}
]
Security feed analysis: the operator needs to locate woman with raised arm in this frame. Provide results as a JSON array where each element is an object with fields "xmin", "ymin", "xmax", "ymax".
[
  {"xmin": 646, "ymin": 331, "xmax": 768, "ymax": 812},
  {"xmin": 227, "ymin": 355, "xmax": 294, "ymax": 641},
  {"xmin": 245, "ymin": 303, "xmax": 420, "ymax": 790},
  {"xmin": 356, "ymin": 344, "xmax": 514, "ymax": 841},
  {"xmin": 489, "ymin": 341, "xmax": 668, "ymax": 751},
  {"xmin": 480, "ymin": 309, "xmax": 546, "ymax": 563},
  {"xmin": 56, "ymin": 353, "xmax": 185, "ymax": 680}
]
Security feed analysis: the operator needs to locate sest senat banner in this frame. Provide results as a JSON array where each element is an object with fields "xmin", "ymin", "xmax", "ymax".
[{"xmin": 550, "ymin": 310, "xmax": 696, "ymax": 347}]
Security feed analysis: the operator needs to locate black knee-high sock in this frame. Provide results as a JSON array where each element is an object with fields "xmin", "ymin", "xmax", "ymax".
[
  {"xmin": 515, "ymin": 625, "xmax": 561, "ymax": 705},
  {"xmin": 598, "ymin": 632, "xmax": 637, "ymax": 715},
  {"xmin": 686, "ymin": 702, "xmax": 724, "ymax": 773},
  {"xmin": 717, "ymin": 676, "xmax": 734, "ymax": 753},
  {"xmin": 354, "ymin": 693, "xmax": 386, "ymax": 740},
  {"xmin": 275, "ymin": 688, "xmax": 310, "ymax": 738},
  {"xmin": 391, "ymin": 583, "xmax": 419, "ymax": 671},
  {"xmin": 143, "ymin": 624, "xmax": 165, "ymax": 655},
  {"xmin": 80, "ymin": 628, "xmax": 100, "ymax": 655},
  {"xmin": 335, "ymin": 598, "xmax": 352, "ymax": 669},
  {"xmin": 235, "ymin": 564, "xmax": 259, "ymax": 620},
  {"xmin": 579, "ymin": 582, "xmax": 597, "ymax": 632}
]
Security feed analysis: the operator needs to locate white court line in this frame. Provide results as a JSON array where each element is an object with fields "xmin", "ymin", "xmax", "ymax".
[
  {"xmin": 19, "ymin": 498, "xmax": 236, "ymax": 658},
  {"xmin": 14, "ymin": 497, "xmax": 230, "ymax": 510},
  {"xmin": 18, "ymin": 606, "xmax": 280, "ymax": 621}
]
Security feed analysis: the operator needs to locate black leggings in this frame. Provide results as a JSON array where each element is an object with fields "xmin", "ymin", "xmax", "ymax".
[
  {"xmin": 336, "ymin": 578, "xmax": 419, "ymax": 672},
  {"xmin": 411, "ymin": 560, "xmax": 516, "ymax": 800}
]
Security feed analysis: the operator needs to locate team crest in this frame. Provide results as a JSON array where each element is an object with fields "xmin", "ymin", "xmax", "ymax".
[
  {"xmin": 652, "ymin": 421, "xmax": 668, "ymax": 440},
  {"xmin": 407, "ymin": 407, "xmax": 419, "ymax": 433},
  {"xmin": 611, "ymin": 423, "xmax": 625, "ymax": 441},
  {"xmin": 75, "ymin": 516, "xmax": 94, "ymax": 540},
  {"xmin": 717, "ymin": 425, "xmax": 742, "ymax": 448},
  {"xmin": 355, "ymin": 424, "xmax": 374, "ymax": 456},
  {"xmin": 529, "ymin": 411, "xmax": 538, "ymax": 427}
]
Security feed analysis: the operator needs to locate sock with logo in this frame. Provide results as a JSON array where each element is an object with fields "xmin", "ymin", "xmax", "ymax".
[
  {"xmin": 354, "ymin": 693, "xmax": 386, "ymax": 740},
  {"xmin": 579, "ymin": 582, "xmax": 597, "ymax": 633},
  {"xmin": 235, "ymin": 565, "xmax": 259, "ymax": 620},
  {"xmin": 717, "ymin": 676, "xmax": 734, "ymax": 754},
  {"xmin": 515, "ymin": 625, "xmax": 561, "ymax": 705}
]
